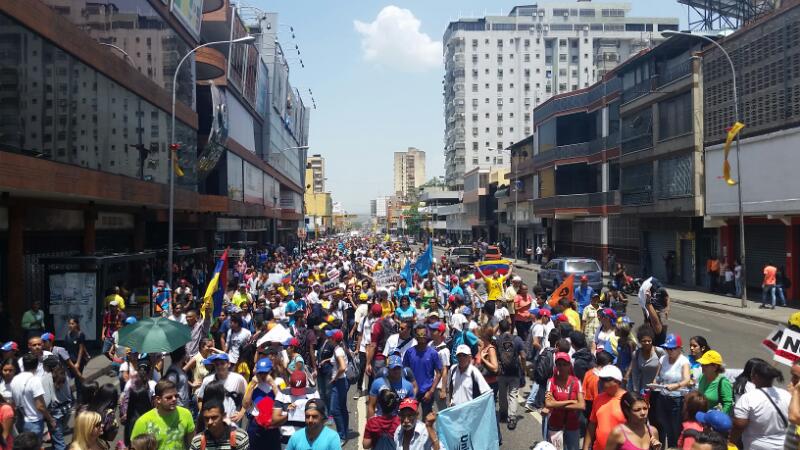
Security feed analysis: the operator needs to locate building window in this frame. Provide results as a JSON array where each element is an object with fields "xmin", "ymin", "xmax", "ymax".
[
  {"xmin": 658, "ymin": 154, "xmax": 693, "ymax": 198},
  {"xmin": 472, "ymin": 39, "xmax": 478, "ymax": 47},
  {"xmin": 472, "ymin": 83, "xmax": 478, "ymax": 92},
  {"xmin": 524, "ymin": 39, "xmax": 530, "ymax": 48},
  {"xmin": 497, "ymin": 142, "xmax": 503, "ymax": 149},
  {"xmin": 659, "ymin": 92, "xmax": 693, "ymax": 140},
  {"xmin": 559, "ymin": 54, "xmax": 567, "ymax": 62},
  {"xmin": 485, "ymin": 98, "xmax": 490, "ymax": 104},
  {"xmin": 497, "ymin": 83, "xmax": 503, "ymax": 92},
  {"xmin": 472, "ymin": 113, "xmax": 479, "ymax": 121},
  {"xmin": 472, "ymin": 142, "xmax": 479, "ymax": 150}
]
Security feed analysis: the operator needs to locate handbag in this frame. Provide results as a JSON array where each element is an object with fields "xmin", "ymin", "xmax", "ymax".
[
  {"xmin": 549, "ymin": 430, "xmax": 564, "ymax": 450},
  {"xmin": 345, "ymin": 351, "xmax": 360, "ymax": 384}
]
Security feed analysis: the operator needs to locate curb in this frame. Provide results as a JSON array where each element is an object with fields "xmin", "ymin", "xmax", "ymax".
[{"xmin": 669, "ymin": 297, "xmax": 784, "ymax": 326}]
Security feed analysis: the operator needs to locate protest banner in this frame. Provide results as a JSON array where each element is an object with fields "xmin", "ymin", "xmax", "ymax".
[
  {"xmin": 773, "ymin": 326, "xmax": 800, "ymax": 366},
  {"xmin": 762, "ymin": 326, "xmax": 784, "ymax": 354},
  {"xmin": 373, "ymin": 268, "xmax": 400, "ymax": 289},
  {"xmin": 266, "ymin": 273, "xmax": 285, "ymax": 285},
  {"xmin": 436, "ymin": 391, "xmax": 499, "ymax": 450}
]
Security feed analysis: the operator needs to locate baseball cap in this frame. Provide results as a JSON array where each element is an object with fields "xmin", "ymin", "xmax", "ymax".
[
  {"xmin": 599, "ymin": 308, "xmax": 617, "ymax": 320},
  {"xmin": 255, "ymin": 358, "xmax": 273, "ymax": 374},
  {"xmin": 538, "ymin": 309, "xmax": 552, "ymax": 318},
  {"xmin": 529, "ymin": 307, "xmax": 540, "ymax": 316},
  {"xmin": 462, "ymin": 306, "xmax": 472, "ymax": 315},
  {"xmin": 125, "ymin": 316, "xmax": 138, "ymax": 325},
  {"xmin": 580, "ymin": 275, "xmax": 589, "ymax": 282},
  {"xmin": 359, "ymin": 293, "xmax": 369, "ymax": 302},
  {"xmin": 512, "ymin": 276, "xmax": 522, "ymax": 282},
  {"xmin": 238, "ymin": 282, "xmax": 247, "ymax": 288},
  {"xmin": 427, "ymin": 310, "xmax": 440, "ymax": 318},
  {"xmin": 660, "ymin": 333, "xmax": 683, "ymax": 349},
  {"xmin": 556, "ymin": 313, "xmax": 568, "ymax": 323},
  {"xmin": 109, "ymin": 300, "xmax": 119, "ymax": 307},
  {"xmin": 203, "ymin": 353, "xmax": 230, "ymax": 365},
  {"xmin": 388, "ymin": 355, "xmax": 403, "ymax": 369},
  {"xmin": 40, "ymin": 333, "xmax": 54, "ymax": 342},
  {"xmin": 617, "ymin": 316, "xmax": 634, "ymax": 326},
  {"xmin": 1, "ymin": 342, "xmax": 18, "ymax": 352},
  {"xmin": 696, "ymin": 410, "xmax": 732, "ymax": 433},
  {"xmin": 428, "ymin": 321, "xmax": 446, "ymax": 333},
  {"xmin": 696, "ymin": 350, "xmax": 724, "ymax": 366},
  {"xmin": 399, "ymin": 398, "xmax": 419, "ymax": 412},
  {"xmin": 554, "ymin": 352, "xmax": 571, "ymax": 364},
  {"xmin": 289, "ymin": 370, "xmax": 308, "ymax": 396},
  {"xmin": 288, "ymin": 337, "xmax": 301, "ymax": 348},
  {"xmin": 370, "ymin": 304, "xmax": 383, "ymax": 315},
  {"xmin": 598, "ymin": 365, "xmax": 623, "ymax": 382},
  {"xmin": 456, "ymin": 344, "xmax": 472, "ymax": 356},
  {"xmin": 325, "ymin": 329, "xmax": 344, "ymax": 342}
]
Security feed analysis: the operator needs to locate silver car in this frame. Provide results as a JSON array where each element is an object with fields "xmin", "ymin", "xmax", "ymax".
[{"xmin": 538, "ymin": 257, "xmax": 603, "ymax": 292}]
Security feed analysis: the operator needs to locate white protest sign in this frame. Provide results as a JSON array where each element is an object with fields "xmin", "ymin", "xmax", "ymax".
[
  {"xmin": 266, "ymin": 273, "xmax": 285, "ymax": 285},
  {"xmin": 374, "ymin": 268, "xmax": 400, "ymax": 289},
  {"xmin": 762, "ymin": 326, "xmax": 784, "ymax": 354},
  {"xmin": 774, "ymin": 326, "xmax": 800, "ymax": 366}
]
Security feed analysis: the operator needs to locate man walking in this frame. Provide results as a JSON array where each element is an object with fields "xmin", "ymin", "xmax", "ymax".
[
  {"xmin": 190, "ymin": 401, "xmax": 249, "ymax": 450},
  {"xmin": 448, "ymin": 345, "xmax": 491, "ymax": 407},
  {"xmin": 402, "ymin": 324, "xmax": 442, "ymax": 416},
  {"xmin": 761, "ymin": 261, "xmax": 779, "ymax": 309},
  {"xmin": 496, "ymin": 320, "xmax": 526, "ymax": 430},
  {"xmin": 131, "ymin": 379, "xmax": 195, "ymax": 449},
  {"xmin": 11, "ymin": 353, "xmax": 56, "ymax": 434}
]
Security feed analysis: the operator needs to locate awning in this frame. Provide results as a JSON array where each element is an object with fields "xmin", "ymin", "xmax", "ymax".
[{"xmin": 494, "ymin": 188, "xmax": 510, "ymax": 199}]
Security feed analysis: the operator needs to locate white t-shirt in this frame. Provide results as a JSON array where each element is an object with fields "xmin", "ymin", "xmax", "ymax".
[
  {"xmin": 532, "ymin": 321, "xmax": 556, "ymax": 342},
  {"xmin": 0, "ymin": 380, "xmax": 11, "ymax": 401},
  {"xmin": 226, "ymin": 328, "xmax": 252, "ymax": 365},
  {"xmin": 494, "ymin": 306, "xmax": 511, "ymax": 323},
  {"xmin": 332, "ymin": 346, "xmax": 347, "ymax": 381},
  {"xmin": 449, "ymin": 364, "xmax": 491, "ymax": 406},
  {"xmin": 10, "ymin": 372, "xmax": 45, "ymax": 422},
  {"xmin": 432, "ymin": 342, "xmax": 451, "ymax": 390},
  {"xmin": 382, "ymin": 334, "xmax": 417, "ymax": 359},
  {"xmin": 733, "ymin": 386, "xmax": 791, "ymax": 450},
  {"xmin": 358, "ymin": 316, "xmax": 379, "ymax": 353},
  {"xmin": 168, "ymin": 313, "xmax": 188, "ymax": 325},
  {"xmin": 197, "ymin": 372, "xmax": 247, "ymax": 417},
  {"xmin": 657, "ymin": 354, "xmax": 690, "ymax": 397},
  {"xmin": 272, "ymin": 305, "xmax": 286, "ymax": 322}
]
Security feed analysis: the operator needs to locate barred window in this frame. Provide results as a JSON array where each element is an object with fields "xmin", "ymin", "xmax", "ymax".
[
  {"xmin": 659, "ymin": 93, "xmax": 692, "ymax": 140},
  {"xmin": 658, "ymin": 154, "xmax": 693, "ymax": 199}
]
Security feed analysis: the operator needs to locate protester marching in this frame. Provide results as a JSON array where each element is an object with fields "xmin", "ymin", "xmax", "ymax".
[{"xmin": 2, "ymin": 234, "xmax": 800, "ymax": 450}]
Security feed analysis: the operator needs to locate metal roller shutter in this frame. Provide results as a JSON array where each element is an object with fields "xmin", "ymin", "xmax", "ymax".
[
  {"xmin": 646, "ymin": 230, "xmax": 676, "ymax": 282},
  {"xmin": 740, "ymin": 224, "xmax": 786, "ymax": 288}
]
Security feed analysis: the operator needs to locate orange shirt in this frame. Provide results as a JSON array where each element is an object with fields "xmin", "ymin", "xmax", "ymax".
[
  {"xmin": 589, "ymin": 389, "xmax": 627, "ymax": 450},
  {"xmin": 583, "ymin": 368, "xmax": 599, "ymax": 402},
  {"xmin": 764, "ymin": 265, "xmax": 777, "ymax": 285},
  {"xmin": 708, "ymin": 259, "xmax": 720, "ymax": 273}
]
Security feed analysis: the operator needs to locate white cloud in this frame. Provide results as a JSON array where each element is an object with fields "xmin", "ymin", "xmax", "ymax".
[{"xmin": 354, "ymin": 6, "xmax": 442, "ymax": 72}]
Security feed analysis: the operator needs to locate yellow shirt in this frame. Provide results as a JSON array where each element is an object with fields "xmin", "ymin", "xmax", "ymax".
[
  {"xmin": 104, "ymin": 294, "xmax": 126, "ymax": 311},
  {"xmin": 564, "ymin": 308, "xmax": 581, "ymax": 332},
  {"xmin": 485, "ymin": 275, "xmax": 507, "ymax": 301},
  {"xmin": 231, "ymin": 292, "xmax": 249, "ymax": 307},
  {"xmin": 380, "ymin": 300, "xmax": 395, "ymax": 318}
]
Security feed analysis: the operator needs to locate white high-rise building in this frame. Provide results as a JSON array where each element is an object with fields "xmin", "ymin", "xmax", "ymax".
[
  {"xmin": 393, "ymin": 147, "xmax": 426, "ymax": 200},
  {"xmin": 306, "ymin": 154, "xmax": 325, "ymax": 193},
  {"xmin": 443, "ymin": 2, "xmax": 679, "ymax": 188}
]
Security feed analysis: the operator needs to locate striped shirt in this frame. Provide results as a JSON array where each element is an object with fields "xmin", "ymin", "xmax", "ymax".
[{"xmin": 189, "ymin": 427, "xmax": 250, "ymax": 450}]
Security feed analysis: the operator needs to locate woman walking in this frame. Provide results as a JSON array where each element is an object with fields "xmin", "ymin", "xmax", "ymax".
[
  {"xmin": 605, "ymin": 391, "xmax": 661, "ymax": 450},
  {"xmin": 651, "ymin": 334, "xmax": 691, "ymax": 448},
  {"xmin": 69, "ymin": 411, "xmax": 106, "ymax": 450}
]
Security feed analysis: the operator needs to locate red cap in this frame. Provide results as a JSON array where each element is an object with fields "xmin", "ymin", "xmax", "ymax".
[
  {"xmin": 580, "ymin": 275, "xmax": 589, "ymax": 282},
  {"xmin": 370, "ymin": 303, "xmax": 383, "ymax": 316},
  {"xmin": 555, "ymin": 352, "xmax": 571, "ymax": 364},
  {"xmin": 399, "ymin": 398, "xmax": 419, "ymax": 412},
  {"xmin": 448, "ymin": 294, "xmax": 456, "ymax": 303},
  {"xmin": 556, "ymin": 313, "xmax": 569, "ymax": 323},
  {"xmin": 289, "ymin": 370, "xmax": 307, "ymax": 396},
  {"xmin": 538, "ymin": 309, "xmax": 552, "ymax": 317},
  {"xmin": 288, "ymin": 337, "xmax": 301, "ymax": 348}
]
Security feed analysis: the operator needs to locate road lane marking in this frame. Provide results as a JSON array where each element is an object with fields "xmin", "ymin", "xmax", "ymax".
[
  {"xmin": 357, "ymin": 395, "xmax": 366, "ymax": 450},
  {"xmin": 669, "ymin": 318, "xmax": 712, "ymax": 332}
]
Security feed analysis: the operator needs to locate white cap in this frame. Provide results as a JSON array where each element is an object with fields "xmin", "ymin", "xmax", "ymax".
[
  {"xmin": 598, "ymin": 365, "xmax": 623, "ymax": 382},
  {"xmin": 109, "ymin": 300, "xmax": 119, "ymax": 307},
  {"xmin": 512, "ymin": 276, "xmax": 522, "ymax": 282},
  {"xmin": 455, "ymin": 344, "xmax": 472, "ymax": 356}
]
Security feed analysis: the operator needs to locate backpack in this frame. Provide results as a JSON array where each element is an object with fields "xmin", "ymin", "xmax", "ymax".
[
  {"xmin": 448, "ymin": 367, "xmax": 483, "ymax": 402},
  {"xmin": 498, "ymin": 333, "xmax": 520, "ymax": 376},
  {"xmin": 374, "ymin": 433, "xmax": 396, "ymax": 450},
  {"xmin": 199, "ymin": 429, "xmax": 238, "ymax": 450},
  {"xmin": 294, "ymin": 328, "xmax": 312, "ymax": 364},
  {"xmin": 376, "ymin": 318, "xmax": 397, "ymax": 352},
  {"xmin": 533, "ymin": 347, "xmax": 556, "ymax": 385}
]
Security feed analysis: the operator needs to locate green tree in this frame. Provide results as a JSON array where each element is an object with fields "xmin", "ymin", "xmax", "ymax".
[{"xmin": 402, "ymin": 204, "xmax": 422, "ymax": 237}]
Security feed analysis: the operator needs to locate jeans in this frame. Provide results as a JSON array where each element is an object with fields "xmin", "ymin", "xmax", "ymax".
[
  {"xmin": 776, "ymin": 284, "xmax": 787, "ymax": 306},
  {"xmin": 651, "ymin": 392, "xmax": 683, "ymax": 448},
  {"xmin": 317, "ymin": 366, "xmax": 333, "ymax": 408},
  {"xmin": 762, "ymin": 284, "xmax": 777, "ymax": 306},
  {"xmin": 497, "ymin": 376, "xmax": 520, "ymax": 420},
  {"xmin": 330, "ymin": 377, "xmax": 349, "ymax": 440},
  {"xmin": 246, "ymin": 418, "xmax": 282, "ymax": 450},
  {"xmin": 547, "ymin": 429, "xmax": 580, "ymax": 450},
  {"xmin": 735, "ymin": 278, "xmax": 743, "ymax": 298},
  {"xmin": 525, "ymin": 381, "xmax": 541, "ymax": 407},
  {"xmin": 355, "ymin": 351, "xmax": 367, "ymax": 393},
  {"xmin": 23, "ymin": 419, "xmax": 45, "ymax": 435},
  {"xmin": 50, "ymin": 415, "xmax": 68, "ymax": 450},
  {"xmin": 435, "ymin": 388, "xmax": 448, "ymax": 412}
]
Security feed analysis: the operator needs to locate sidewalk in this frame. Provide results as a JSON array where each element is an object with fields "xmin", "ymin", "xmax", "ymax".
[
  {"xmin": 82, "ymin": 352, "xmax": 114, "ymax": 384},
  {"xmin": 434, "ymin": 246, "xmax": 791, "ymax": 326}
]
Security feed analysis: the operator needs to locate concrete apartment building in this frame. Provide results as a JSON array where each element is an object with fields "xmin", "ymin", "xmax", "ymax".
[
  {"xmin": 307, "ymin": 154, "xmax": 325, "ymax": 193},
  {"xmin": 393, "ymin": 147, "xmax": 426, "ymax": 201},
  {"xmin": 443, "ymin": 2, "xmax": 679, "ymax": 189}
]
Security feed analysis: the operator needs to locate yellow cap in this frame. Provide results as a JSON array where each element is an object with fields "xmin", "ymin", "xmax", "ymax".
[
  {"xmin": 789, "ymin": 312, "xmax": 800, "ymax": 329},
  {"xmin": 696, "ymin": 350, "xmax": 723, "ymax": 366}
]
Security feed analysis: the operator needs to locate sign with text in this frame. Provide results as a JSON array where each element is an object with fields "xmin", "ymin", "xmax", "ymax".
[
  {"xmin": 771, "ymin": 326, "xmax": 800, "ymax": 366},
  {"xmin": 374, "ymin": 268, "xmax": 400, "ymax": 289}
]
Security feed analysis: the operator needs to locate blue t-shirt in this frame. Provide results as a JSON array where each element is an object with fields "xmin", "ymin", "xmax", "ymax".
[
  {"xmin": 395, "ymin": 305, "xmax": 416, "ymax": 321},
  {"xmin": 575, "ymin": 286, "xmax": 594, "ymax": 314},
  {"xmin": 450, "ymin": 285, "xmax": 464, "ymax": 298},
  {"xmin": 402, "ymin": 346, "xmax": 443, "ymax": 395},
  {"xmin": 286, "ymin": 426, "xmax": 341, "ymax": 450},
  {"xmin": 369, "ymin": 376, "xmax": 414, "ymax": 415},
  {"xmin": 450, "ymin": 330, "xmax": 478, "ymax": 364},
  {"xmin": 395, "ymin": 286, "xmax": 410, "ymax": 299}
]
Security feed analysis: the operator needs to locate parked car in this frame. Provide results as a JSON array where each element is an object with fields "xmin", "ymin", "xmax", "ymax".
[
  {"xmin": 484, "ymin": 246, "xmax": 502, "ymax": 261},
  {"xmin": 446, "ymin": 246, "xmax": 479, "ymax": 268},
  {"xmin": 538, "ymin": 257, "xmax": 603, "ymax": 292}
]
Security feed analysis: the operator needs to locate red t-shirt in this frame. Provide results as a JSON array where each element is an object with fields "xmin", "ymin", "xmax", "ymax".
[
  {"xmin": 364, "ymin": 415, "xmax": 400, "ymax": 442},
  {"xmin": 371, "ymin": 320, "xmax": 388, "ymax": 361},
  {"xmin": 0, "ymin": 404, "xmax": 13, "ymax": 448}
]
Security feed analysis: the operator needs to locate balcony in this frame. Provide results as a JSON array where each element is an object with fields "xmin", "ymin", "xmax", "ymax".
[
  {"xmin": 533, "ymin": 141, "xmax": 591, "ymax": 167},
  {"xmin": 533, "ymin": 191, "xmax": 620, "ymax": 211},
  {"xmin": 620, "ymin": 134, "xmax": 653, "ymax": 155},
  {"xmin": 621, "ymin": 79, "xmax": 654, "ymax": 104},
  {"xmin": 656, "ymin": 59, "xmax": 692, "ymax": 88}
]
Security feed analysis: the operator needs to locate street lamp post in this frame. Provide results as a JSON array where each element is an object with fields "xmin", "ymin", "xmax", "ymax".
[
  {"xmin": 663, "ymin": 30, "xmax": 747, "ymax": 308},
  {"xmin": 168, "ymin": 36, "xmax": 255, "ymax": 289}
]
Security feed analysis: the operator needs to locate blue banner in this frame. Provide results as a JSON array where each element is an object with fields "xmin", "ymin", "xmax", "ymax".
[
  {"xmin": 414, "ymin": 238, "xmax": 433, "ymax": 277},
  {"xmin": 400, "ymin": 260, "xmax": 412, "ymax": 286},
  {"xmin": 435, "ymin": 391, "xmax": 499, "ymax": 450}
]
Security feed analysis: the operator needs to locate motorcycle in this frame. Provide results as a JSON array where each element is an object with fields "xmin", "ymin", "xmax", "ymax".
[{"xmin": 608, "ymin": 275, "xmax": 642, "ymax": 296}]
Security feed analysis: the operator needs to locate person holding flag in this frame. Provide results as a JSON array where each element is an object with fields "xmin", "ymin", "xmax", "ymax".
[{"xmin": 201, "ymin": 248, "xmax": 229, "ymax": 321}]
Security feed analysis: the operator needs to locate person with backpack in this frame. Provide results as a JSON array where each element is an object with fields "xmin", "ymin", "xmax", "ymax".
[
  {"xmin": 362, "ymin": 390, "xmax": 401, "ymax": 450},
  {"xmin": 354, "ymin": 303, "xmax": 383, "ymax": 399},
  {"xmin": 544, "ymin": 352, "xmax": 585, "ymax": 450},
  {"xmin": 365, "ymin": 310, "xmax": 397, "ymax": 387},
  {"xmin": 189, "ymin": 400, "xmax": 249, "ymax": 450},
  {"xmin": 163, "ymin": 346, "xmax": 190, "ymax": 408},
  {"xmin": 367, "ymin": 355, "xmax": 415, "ymax": 418},
  {"xmin": 291, "ymin": 311, "xmax": 318, "ymax": 375},
  {"xmin": 496, "ymin": 320, "xmax": 526, "ymax": 430},
  {"xmin": 525, "ymin": 328, "xmax": 560, "ymax": 412},
  {"xmin": 402, "ymin": 324, "xmax": 443, "ymax": 417},
  {"xmin": 242, "ymin": 358, "xmax": 282, "ymax": 450},
  {"xmin": 448, "ymin": 344, "xmax": 491, "ymax": 407}
]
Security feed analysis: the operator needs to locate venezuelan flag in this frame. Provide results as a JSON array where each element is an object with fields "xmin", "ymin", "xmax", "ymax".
[
  {"xmin": 474, "ymin": 259, "xmax": 512, "ymax": 278},
  {"xmin": 202, "ymin": 248, "xmax": 228, "ymax": 319}
]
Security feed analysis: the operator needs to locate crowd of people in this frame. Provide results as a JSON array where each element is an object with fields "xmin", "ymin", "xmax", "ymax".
[{"xmin": 0, "ymin": 235, "xmax": 799, "ymax": 450}]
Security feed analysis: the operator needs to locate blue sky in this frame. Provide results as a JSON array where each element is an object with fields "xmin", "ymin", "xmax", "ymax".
[{"xmin": 251, "ymin": 1, "xmax": 688, "ymax": 214}]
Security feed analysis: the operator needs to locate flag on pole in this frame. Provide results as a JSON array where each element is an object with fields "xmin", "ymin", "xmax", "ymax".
[
  {"xmin": 474, "ymin": 259, "xmax": 512, "ymax": 279},
  {"xmin": 173, "ymin": 158, "xmax": 185, "ymax": 177},
  {"xmin": 722, "ymin": 122, "xmax": 745, "ymax": 185},
  {"xmin": 548, "ymin": 274, "xmax": 575, "ymax": 308},
  {"xmin": 436, "ymin": 391, "xmax": 499, "ymax": 450},
  {"xmin": 201, "ymin": 248, "xmax": 228, "ymax": 319},
  {"xmin": 400, "ymin": 260, "xmax": 412, "ymax": 286},
  {"xmin": 414, "ymin": 238, "xmax": 434, "ymax": 277}
]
